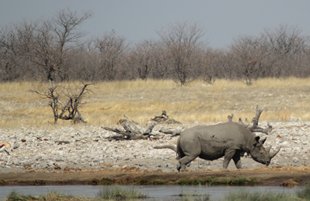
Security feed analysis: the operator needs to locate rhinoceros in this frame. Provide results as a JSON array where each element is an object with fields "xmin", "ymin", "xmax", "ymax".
[{"xmin": 154, "ymin": 122, "xmax": 280, "ymax": 171}]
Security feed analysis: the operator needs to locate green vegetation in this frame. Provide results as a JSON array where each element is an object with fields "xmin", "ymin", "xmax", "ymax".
[
  {"xmin": 223, "ymin": 191, "xmax": 301, "ymax": 201},
  {"xmin": 177, "ymin": 176, "xmax": 257, "ymax": 186},
  {"xmin": 297, "ymin": 184, "xmax": 310, "ymax": 200},
  {"xmin": 96, "ymin": 186, "xmax": 147, "ymax": 200},
  {"xmin": 5, "ymin": 185, "xmax": 310, "ymax": 201},
  {"xmin": 6, "ymin": 187, "xmax": 147, "ymax": 201},
  {"xmin": 176, "ymin": 187, "xmax": 210, "ymax": 201},
  {"xmin": 6, "ymin": 191, "xmax": 90, "ymax": 201},
  {"xmin": 7, "ymin": 191, "xmax": 32, "ymax": 201},
  {"xmin": 224, "ymin": 185, "xmax": 310, "ymax": 201},
  {"xmin": 177, "ymin": 193, "xmax": 210, "ymax": 201}
]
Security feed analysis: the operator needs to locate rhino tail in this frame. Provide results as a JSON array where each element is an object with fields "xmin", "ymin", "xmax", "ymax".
[{"xmin": 153, "ymin": 145, "xmax": 177, "ymax": 152}]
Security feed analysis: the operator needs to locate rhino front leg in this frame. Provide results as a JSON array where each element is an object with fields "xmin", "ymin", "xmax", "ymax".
[
  {"xmin": 233, "ymin": 154, "xmax": 242, "ymax": 169},
  {"xmin": 223, "ymin": 149, "xmax": 237, "ymax": 169}
]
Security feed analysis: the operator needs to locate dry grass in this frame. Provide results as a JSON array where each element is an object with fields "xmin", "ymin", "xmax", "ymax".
[{"xmin": 1, "ymin": 78, "xmax": 310, "ymax": 128}]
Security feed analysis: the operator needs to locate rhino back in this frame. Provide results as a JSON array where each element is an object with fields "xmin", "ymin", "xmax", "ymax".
[{"xmin": 179, "ymin": 122, "xmax": 254, "ymax": 159}]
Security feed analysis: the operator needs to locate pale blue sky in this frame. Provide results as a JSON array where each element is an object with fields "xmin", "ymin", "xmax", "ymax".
[{"xmin": 0, "ymin": 0, "xmax": 309, "ymax": 48}]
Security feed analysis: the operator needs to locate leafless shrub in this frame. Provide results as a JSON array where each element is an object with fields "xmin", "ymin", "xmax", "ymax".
[{"xmin": 32, "ymin": 83, "xmax": 91, "ymax": 124}]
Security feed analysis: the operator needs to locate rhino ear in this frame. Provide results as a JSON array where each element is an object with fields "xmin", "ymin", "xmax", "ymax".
[
  {"xmin": 253, "ymin": 136, "xmax": 260, "ymax": 147},
  {"xmin": 255, "ymin": 136, "xmax": 260, "ymax": 143}
]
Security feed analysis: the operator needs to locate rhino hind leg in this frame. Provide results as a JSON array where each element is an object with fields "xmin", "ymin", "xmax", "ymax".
[{"xmin": 177, "ymin": 155, "xmax": 198, "ymax": 172}]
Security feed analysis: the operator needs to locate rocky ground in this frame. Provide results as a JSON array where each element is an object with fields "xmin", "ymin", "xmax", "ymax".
[{"xmin": 0, "ymin": 121, "xmax": 309, "ymax": 172}]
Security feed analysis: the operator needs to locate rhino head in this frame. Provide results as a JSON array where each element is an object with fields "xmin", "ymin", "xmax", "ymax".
[{"xmin": 249, "ymin": 136, "xmax": 280, "ymax": 166}]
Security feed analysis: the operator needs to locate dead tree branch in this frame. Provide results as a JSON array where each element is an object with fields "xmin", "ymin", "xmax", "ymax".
[
  {"xmin": 229, "ymin": 106, "xmax": 272, "ymax": 135},
  {"xmin": 104, "ymin": 111, "xmax": 183, "ymax": 140},
  {"xmin": 248, "ymin": 105, "xmax": 272, "ymax": 134}
]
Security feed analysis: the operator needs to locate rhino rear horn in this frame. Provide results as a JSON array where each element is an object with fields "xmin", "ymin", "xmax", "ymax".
[{"xmin": 270, "ymin": 147, "xmax": 281, "ymax": 159}]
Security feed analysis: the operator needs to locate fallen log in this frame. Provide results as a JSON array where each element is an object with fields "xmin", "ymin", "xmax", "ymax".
[{"xmin": 104, "ymin": 111, "xmax": 183, "ymax": 140}]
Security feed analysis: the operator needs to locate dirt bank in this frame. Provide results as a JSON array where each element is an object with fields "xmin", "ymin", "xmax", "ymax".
[{"xmin": 0, "ymin": 166, "xmax": 309, "ymax": 186}]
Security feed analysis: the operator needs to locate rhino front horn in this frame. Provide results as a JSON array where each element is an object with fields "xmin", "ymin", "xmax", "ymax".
[{"xmin": 270, "ymin": 147, "xmax": 281, "ymax": 159}]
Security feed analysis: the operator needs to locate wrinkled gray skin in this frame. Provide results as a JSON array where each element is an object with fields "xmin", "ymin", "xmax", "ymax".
[{"xmin": 155, "ymin": 122, "xmax": 280, "ymax": 171}]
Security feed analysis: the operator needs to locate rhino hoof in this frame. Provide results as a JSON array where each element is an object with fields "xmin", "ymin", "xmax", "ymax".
[{"xmin": 176, "ymin": 164, "xmax": 181, "ymax": 172}]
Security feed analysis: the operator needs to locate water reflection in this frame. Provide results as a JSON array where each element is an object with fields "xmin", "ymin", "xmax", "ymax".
[{"xmin": 0, "ymin": 185, "xmax": 301, "ymax": 201}]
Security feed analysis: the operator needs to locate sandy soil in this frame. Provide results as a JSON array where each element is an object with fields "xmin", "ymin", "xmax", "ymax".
[{"xmin": 0, "ymin": 121, "xmax": 309, "ymax": 187}]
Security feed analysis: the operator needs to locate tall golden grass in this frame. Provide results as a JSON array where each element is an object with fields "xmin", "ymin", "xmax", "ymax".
[{"xmin": 1, "ymin": 78, "xmax": 310, "ymax": 128}]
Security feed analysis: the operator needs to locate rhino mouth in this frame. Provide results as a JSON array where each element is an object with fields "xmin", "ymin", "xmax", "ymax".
[
  {"xmin": 251, "ymin": 157, "xmax": 270, "ymax": 166},
  {"xmin": 259, "ymin": 160, "xmax": 270, "ymax": 166}
]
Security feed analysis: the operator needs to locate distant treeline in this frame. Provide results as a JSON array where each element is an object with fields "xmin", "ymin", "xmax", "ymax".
[{"xmin": 1, "ymin": 9, "xmax": 310, "ymax": 85}]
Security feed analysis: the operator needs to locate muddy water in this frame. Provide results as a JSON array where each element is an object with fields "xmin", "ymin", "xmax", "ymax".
[{"xmin": 0, "ymin": 185, "xmax": 301, "ymax": 201}]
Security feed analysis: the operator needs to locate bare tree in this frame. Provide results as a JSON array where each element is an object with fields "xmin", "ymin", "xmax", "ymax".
[
  {"xmin": 228, "ymin": 25, "xmax": 307, "ymax": 82},
  {"xmin": 299, "ymin": 47, "xmax": 310, "ymax": 77},
  {"xmin": 0, "ymin": 27, "xmax": 19, "ymax": 81},
  {"xmin": 148, "ymin": 41, "xmax": 170, "ymax": 79},
  {"xmin": 126, "ymin": 40, "xmax": 171, "ymax": 80},
  {"xmin": 2, "ymin": 15, "xmax": 310, "ymax": 82},
  {"xmin": 160, "ymin": 23, "xmax": 204, "ymax": 85},
  {"xmin": 201, "ymin": 48, "xmax": 221, "ymax": 84},
  {"xmin": 205, "ymin": 50, "xmax": 236, "ymax": 80},
  {"xmin": 31, "ymin": 9, "xmax": 91, "ymax": 82},
  {"xmin": 64, "ymin": 41, "xmax": 101, "ymax": 81},
  {"xmin": 0, "ymin": 23, "xmax": 36, "ymax": 81},
  {"xmin": 128, "ymin": 40, "xmax": 154, "ymax": 80},
  {"xmin": 96, "ymin": 31, "xmax": 126, "ymax": 80},
  {"xmin": 261, "ymin": 25, "xmax": 306, "ymax": 77},
  {"xmin": 231, "ymin": 36, "xmax": 267, "ymax": 85}
]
